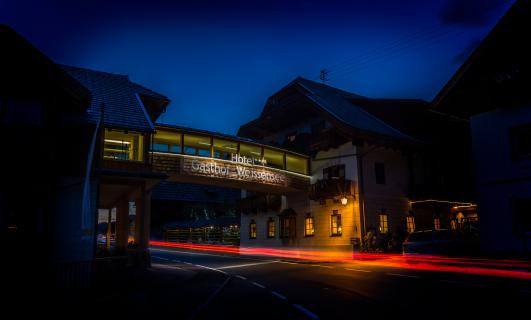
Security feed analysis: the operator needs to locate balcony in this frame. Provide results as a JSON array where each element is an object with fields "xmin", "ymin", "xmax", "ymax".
[
  {"xmin": 309, "ymin": 178, "xmax": 353, "ymax": 200},
  {"xmin": 309, "ymin": 129, "xmax": 349, "ymax": 153},
  {"xmin": 238, "ymin": 194, "xmax": 282, "ymax": 213}
]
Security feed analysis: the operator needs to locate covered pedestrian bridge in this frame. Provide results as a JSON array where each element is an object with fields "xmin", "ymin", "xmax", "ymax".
[{"xmin": 150, "ymin": 124, "xmax": 311, "ymax": 193}]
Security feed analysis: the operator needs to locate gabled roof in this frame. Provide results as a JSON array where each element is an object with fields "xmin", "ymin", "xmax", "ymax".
[
  {"xmin": 293, "ymin": 77, "xmax": 418, "ymax": 142},
  {"xmin": 432, "ymin": 0, "xmax": 529, "ymax": 117},
  {"xmin": 240, "ymin": 76, "xmax": 421, "ymax": 144},
  {"xmin": 61, "ymin": 65, "xmax": 167, "ymax": 132},
  {"xmin": 0, "ymin": 25, "xmax": 91, "ymax": 110}
]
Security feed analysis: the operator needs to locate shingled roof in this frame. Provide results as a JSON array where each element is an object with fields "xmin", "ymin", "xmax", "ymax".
[
  {"xmin": 61, "ymin": 65, "xmax": 166, "ymax": 132},
  {"xmin": 240, "ymin": 76, "xmax": 421, "ymax": 143},
  {"xmin": 292, "ymin": 77, "xmax": 418, "ymax": 142}
]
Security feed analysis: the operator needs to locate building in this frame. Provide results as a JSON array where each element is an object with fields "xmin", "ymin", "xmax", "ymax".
[
  {"xmin": 238, "ymin": 77, "xmax": 475, "ymax": 250},
  {"xmin": 1, "ymin": 25, "xmax": 94, "ymax": 289},
  {"xmin": 61, "ymin": 65, "xmax": 170, "ymax": 267},
  {"xmin": 1, "ymin": 25, "xmax": 174, "ymax": 287},
  {"xmin": 433, "ymin": 0, "xmax": 531, "ymax": 254}
]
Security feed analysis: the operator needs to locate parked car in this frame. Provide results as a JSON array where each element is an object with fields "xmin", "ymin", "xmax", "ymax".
[{"xmin": 402, "ymin": 229, "xmax": 457, "ymax": 256}]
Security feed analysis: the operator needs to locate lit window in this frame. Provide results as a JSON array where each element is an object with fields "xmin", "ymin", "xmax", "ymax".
[
  {"xmin": 153, "ymin": 129, "xmax": 182, "ymax": 153},
  {"xmin": 304, "ymin": 215, "xmax": 314, "ymax": 237},
  {"xmin": 249, "ymin": 220, "xmax": 257, "ymax": 239},
  {"xmin": 267, "ymin": 218, "xmax": 275, "ymax": 238},
  {"xmin": 184, "ymin": 134, "xmax": 211, "ymax": 157},
  {"xmin": 378, "ymin": 213, "xmax": 389, "ymax": 234},
  {"xmin": 286, "ymin": 154, "xmax": 308, "ymax": 174},
  {"xmin": 104, "ymin": 129, "xmax": 144, "ymax": 161},
  {"xmin": 239, "ymin": 143, "xmax": 262, "ymax": 162},
  {"xmin": 406, "ymin": 216, "xmax": 415, "ymax": 233},
  {"xmin": 331, "ymin": 210, "xmax": 342, "ymax": 236},
  {"xmin": 263, "ymin": 148, "xmax": 285, "ymax": 169},
  {"xmin": 434, "ymin": 218, "xmax": 441, "ymax": 230},
  {"xmin": 450, "ymin": 219, "xmax": 457, "ymax": 230},
  {"xmin": 213, "ymin": 138, "xmax": 238, "ymax": 160}
]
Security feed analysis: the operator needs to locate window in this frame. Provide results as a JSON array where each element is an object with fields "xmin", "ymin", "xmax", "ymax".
[
  {"xmin": 304, "ymin": 215, "xmax": 314, "ymax": 237},
  {"xmin": 184, "ymin": 134, "xmax": 211, "ymax": 157},
  {"xmin": 406, "ymin": 216, "xmax": 415, "ymax": 233},
  {"xmin": 512, "ymin": 198, "xmax": 531, "ymax": 238},
  {"xmin": 331, "ymin": 210, "xmax": 342, "ymax": 236},
  {"xmin": 213, "ymin": 138, "xmax": 238, "ymax": 160},
  {"xmin": 267, "ymin": 218, "xmax": 275, "ymax": 238},
  {"xmin": 450, "ymin": 219, "xmax": 458, "ymax": 230},
  {"xmin": 249, "ymin": 220, "xmax": 257, "ymax": 239},
  {"xmin": 375, "ymin": 162, "xmax": 386, "ymax": 184},
  {"xmin": 286, "ymin": 154, "xmax": 308, "ymax": 174},
  {"xmin": 378, "ymin": 213, "xmax": 389, "ymax": 234},
  {"xmin": 104, "ymin": 129, "xmax": 144, "ymax": 161},
  {"xmin": 434, "ymin": 218, "xmax": 441, "ymax": 230},
  {"xmin": 153, "ymin": 129, "xmax": 182, "ymax": 153},
  {"xmin": 263, "ymin": 148, "xmax": 285, "ymax": 169},
  {"xmin": 509, "ymin": 123, "xmax": 531, "ymax": 160},
  {"xmin": 239, "ymin": 143, "xmax": 262, "ymax": 162},
  {"xmin": 323, "ymin": 164, "xmax": 345, "ymax": 180},
  {"xmin": 280, "ymin": 216, "xmax": 296, "ymax": 238}
]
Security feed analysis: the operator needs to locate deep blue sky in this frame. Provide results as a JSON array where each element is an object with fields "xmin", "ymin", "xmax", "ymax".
[{"xmin": 0, "ymin": 0, "xmax": 513, "ymax": 134}]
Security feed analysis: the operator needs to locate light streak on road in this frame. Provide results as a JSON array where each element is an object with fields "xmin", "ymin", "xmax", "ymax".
[{"xmin": 149, "ymin": 240, "xmax": 531, "ymax": 280}]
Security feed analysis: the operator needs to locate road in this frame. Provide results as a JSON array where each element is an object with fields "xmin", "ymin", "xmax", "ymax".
[{"xmin": 149, "ymin": 246, "xmax": 531, "ymax": 319}]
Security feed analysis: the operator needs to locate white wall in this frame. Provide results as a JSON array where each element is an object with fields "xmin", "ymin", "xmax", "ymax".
[{"xmin": 359, "ymin": 144, "xmax": 410, "ymax": 234}]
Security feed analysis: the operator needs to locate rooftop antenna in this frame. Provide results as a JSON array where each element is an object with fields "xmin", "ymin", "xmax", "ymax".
[{"xmin": 319, "ymin": 69, "xmax": 329, "ymax": 84}]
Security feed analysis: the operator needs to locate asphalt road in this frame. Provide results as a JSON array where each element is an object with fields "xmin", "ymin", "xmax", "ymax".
[{"xmin": 149, "ymin": 247, "xmax": 531, "ymax": 320}]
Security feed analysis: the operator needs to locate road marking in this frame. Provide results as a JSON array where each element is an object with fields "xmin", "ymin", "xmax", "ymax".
[
  {"xmin": 293, "ymin": 304, "xmax": 319, "ymax": 319},
  {"xmin": 217, "ymin": 261, "xmax": 277, "ymax": 270},
  {"xmin": 386, "ymin": 273, "xmax": 419, "ymax": 279},
  {"xmin": 235, "ymin": 275, "xmax": 247, "ymax": 280},
  {"xmin": 345, "ymin": 268, "xmax": 372, "ymax": 273},
  {"xmin": 151, "ymin": 247, "xmax": 279, "ymax": 263},
  {"xmin": 440, "ymin": 279, "xmax": 487, "ymax": 288},
  {"xmin": 271, "ymin": 291, "xmax": 287, "ymax": 300},
  {"xmin": 311, "ymin": 264, "xmax": 333, "ymax": 269},
  {"xmin": 251, "ymin": 281, "xmax": 266, "ymax": 289},
  {"xmin": 152, "ymin": 255, "xmax": 170, "ymax": 261},
  {"xmin": 171, "ymin": 259, "xmax": 228, "ymax": 274},
  {"xmin": 151, "ymin": 263, "xmax": 186, "ymax": 271},
  {"xmin": 278, "ymin": 261, "xmax": 299, "ymax": 265}
]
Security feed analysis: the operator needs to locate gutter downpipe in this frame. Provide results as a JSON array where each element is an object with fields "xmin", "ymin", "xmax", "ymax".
[
  {"xmin": 81, "ymin": 103, "xmax": 104, "ymax": 259},
  {"xmin": 356, "ymin": 151, "xmax": 366, "ymax": 241}
]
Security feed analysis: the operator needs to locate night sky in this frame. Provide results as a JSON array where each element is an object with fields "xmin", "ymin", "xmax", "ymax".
[{"xmin": 0, "ymin": 0, "xmax": 514, "ymax": 134}]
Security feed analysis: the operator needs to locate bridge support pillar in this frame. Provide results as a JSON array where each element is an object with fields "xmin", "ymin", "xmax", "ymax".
[
  {"xmin": 115, "ymin": 198, "xmax": 129, "ymax": 254},
  {"xmin": 134, "ymin": 185, "xmax": 151, "ymax": 267}
]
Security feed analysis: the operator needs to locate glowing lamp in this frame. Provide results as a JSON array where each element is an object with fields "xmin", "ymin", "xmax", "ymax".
[{"xmin": 340, "ymin": 197, "xmax": 348, "ymax": 206}]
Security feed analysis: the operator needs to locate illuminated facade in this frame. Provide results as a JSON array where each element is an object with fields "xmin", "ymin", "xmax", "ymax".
[{"xmin": 238, "ymin": 77, "xmax": 475, "ymax": 250}]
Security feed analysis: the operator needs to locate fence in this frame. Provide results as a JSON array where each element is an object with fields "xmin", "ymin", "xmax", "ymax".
[{"xmin": 164, "ymin": 226, "xmax": 240, "ymax": 245}]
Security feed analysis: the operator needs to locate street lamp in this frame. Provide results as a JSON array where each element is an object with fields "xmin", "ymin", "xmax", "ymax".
[{"xmin": 340, "ymin": 196, "xmax": 348, "ymax": 206}]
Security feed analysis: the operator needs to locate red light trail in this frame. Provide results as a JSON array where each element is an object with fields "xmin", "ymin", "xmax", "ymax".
[{"xmin": 150, "ymin": 241, "xmax": 531, "ymax": 280}]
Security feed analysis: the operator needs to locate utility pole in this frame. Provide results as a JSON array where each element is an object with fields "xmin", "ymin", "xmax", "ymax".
[{"xmin": 319, "ymin": 69, "xmax": 329, "ymax": 84}]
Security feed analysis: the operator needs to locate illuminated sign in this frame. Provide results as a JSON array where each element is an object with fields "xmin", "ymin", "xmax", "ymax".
[{"xmin": 183, "ymin": 153, "xmax": 287, "ymax": 186}]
